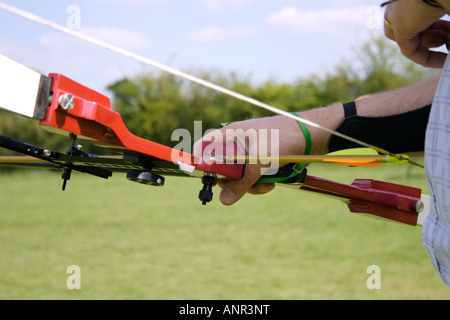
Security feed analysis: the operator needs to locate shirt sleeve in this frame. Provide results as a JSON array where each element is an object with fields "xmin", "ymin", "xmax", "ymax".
[{"xmin": 423, "ymin": 55, "xmax": 450, "ymax": 286}]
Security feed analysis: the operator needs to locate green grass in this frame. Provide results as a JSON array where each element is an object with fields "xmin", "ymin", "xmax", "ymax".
[{"xmin": 0, "ymin": 163, "xmax": 449, "ymax": 299}]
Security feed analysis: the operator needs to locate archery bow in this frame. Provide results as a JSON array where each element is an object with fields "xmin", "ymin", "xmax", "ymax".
[{"xmin": 0, "ymin": 3, "xmax": 429, "ymax": 226}]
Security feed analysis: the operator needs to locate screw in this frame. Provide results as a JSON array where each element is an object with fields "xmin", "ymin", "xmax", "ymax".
[
  {"xmin": 43, "ymin": 149, "xmax": 52, "ymax": 157},
  {"xmin": 414, "ymin": 201, "xmax": 424, "ymax": 213},
  {"xmin": 58, "ymin": 93, "xmax": 75, "ymax": 111}
]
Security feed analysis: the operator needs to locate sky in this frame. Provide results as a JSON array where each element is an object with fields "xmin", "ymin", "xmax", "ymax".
[{"xmin": 0, "ymin": 0, "xmax": 387, "ymax": 95}]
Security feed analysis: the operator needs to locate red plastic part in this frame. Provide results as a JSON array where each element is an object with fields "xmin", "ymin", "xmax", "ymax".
[
  {"xmin": 299, "ymin": 176, "xmax": 421, "ymax": 225},
  {"xmin": 40, "ymin": 73, "xmax": 244, "ymax": 179}
]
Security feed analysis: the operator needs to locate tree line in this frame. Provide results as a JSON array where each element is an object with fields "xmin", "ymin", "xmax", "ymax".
[{"xmin": 0, "ymin": 36, "xmax": 440, "ymax": 155}]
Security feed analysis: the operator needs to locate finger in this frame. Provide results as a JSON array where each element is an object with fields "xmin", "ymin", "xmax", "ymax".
[
  {"xmin": 420, "ymin": 20, "xmax": 450, "ymax": 49},
  {"xmin": 397, "ymin": 36, "xmax": 447, "ymax": 68},
  {"xmin": 217, "ymin": 165, "xmax": 263, "ymax": 205},
  {"xmin": 420, "ymin": 29, "xmax": 447, "ymax": 48},
  {"xmin": 409, "ymin": 45, "xmax": 447, "ymax": 67},
  {"xmin": 429, "ymin": 19, "xmax": 450, "ymax": 35},
  {"xmin": 247, "ymin": 183, "xmax": 275, "ymax": 195},
  {"xmin": 384, "ymin": 15, "xmax": 395, "ymax": 40}
]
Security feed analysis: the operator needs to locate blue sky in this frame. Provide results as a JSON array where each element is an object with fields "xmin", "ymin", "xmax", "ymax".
[{"xmin": 0, "ymin": 0, "xmax": 386, "ymax": 95}]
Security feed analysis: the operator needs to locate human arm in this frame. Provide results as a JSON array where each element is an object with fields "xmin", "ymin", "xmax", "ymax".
[{"xmin": 195, "ymin": 78, "xmax": 439, "ymax": 205}]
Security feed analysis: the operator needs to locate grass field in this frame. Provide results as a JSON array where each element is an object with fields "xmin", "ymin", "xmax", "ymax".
[{"xmin": 0, "ymin": 163, "xmax": 449, "ymax": 299}]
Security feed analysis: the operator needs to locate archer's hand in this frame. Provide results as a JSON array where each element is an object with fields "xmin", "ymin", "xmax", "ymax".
[
  {"xmin": 384, "ymin": 0, "xmax": 449, "ymax": 68},
  {"xmin": 193, "ymin": 117, "xmax": 305, "ymax": 205}
]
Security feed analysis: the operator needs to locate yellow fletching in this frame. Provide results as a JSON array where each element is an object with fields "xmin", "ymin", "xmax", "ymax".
[{"xmin": 326, "ymin": 148, "xmax": 378, "ymax": 156}]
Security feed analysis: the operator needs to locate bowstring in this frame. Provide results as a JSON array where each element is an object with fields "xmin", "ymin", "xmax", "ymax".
[{"xmin": 0, "ymin": 2, "xmax": 423, "ymax": 168}]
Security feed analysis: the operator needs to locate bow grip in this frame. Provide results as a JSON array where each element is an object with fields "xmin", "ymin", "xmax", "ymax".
[{"xmin": 198, "ymin": 141, "xmax": 307, "ymax": 183}]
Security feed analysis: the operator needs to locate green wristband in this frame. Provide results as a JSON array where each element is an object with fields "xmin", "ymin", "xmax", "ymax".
[
  {"xmin": 256, "ymin": 113, "xmax": 311, "ymax": 184},
  {"xmin": 290, "ymin": 112, "xmax": 311, "ymax": 155},
  {"xmin": 225, "ymin": 114, "xmax": 312, "ymax": 184}
]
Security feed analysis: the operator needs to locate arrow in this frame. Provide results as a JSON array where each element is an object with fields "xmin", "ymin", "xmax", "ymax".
[{"xmin": 217, "ymin": 148, "xmax": 413, "ymax": 167}]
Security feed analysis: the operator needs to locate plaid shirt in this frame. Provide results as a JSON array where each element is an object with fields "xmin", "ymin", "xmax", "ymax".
[{"xmin": 424, "ymin": 56, "xmax": 450, "ymax": 286}]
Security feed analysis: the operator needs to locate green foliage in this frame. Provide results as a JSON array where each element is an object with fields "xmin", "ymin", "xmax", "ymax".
[
  {"xmin": 107, "ymin": 36, "xmax": 439, "ymax": 147},
  {"xmin": 107, "ymin": 73, "xmax": 185, "ymax": 146},
  {"xmin": 0, "ymin": 110, "xmax": 72, "ymax": 156},
  {"xmin": 0, "ymin": 36, "xmax": 441, "ymax": 152},
  {"xmin": 355, "ymin": 36, "xmax": 437, "ymax": 93}
]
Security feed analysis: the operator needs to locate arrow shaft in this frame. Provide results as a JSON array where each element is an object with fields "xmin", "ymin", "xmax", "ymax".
[{"xmin": 222, "ymin": 154, "xmax": 407, "ymax": 165}]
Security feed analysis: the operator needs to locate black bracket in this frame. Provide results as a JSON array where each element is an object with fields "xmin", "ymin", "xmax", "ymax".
[
  {"xmin": 0, "ymin": 134, "xmax": 112, "ymax": 187},
  {"xmin": 199, "ymin": 172, "xmax": 217, "ymax": 205},
  {"xmin": 126, "ymin": 169, "xmax": 165, "ymax": 186}
]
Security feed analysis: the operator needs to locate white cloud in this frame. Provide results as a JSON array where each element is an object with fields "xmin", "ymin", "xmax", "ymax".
[
  {"xmin": 188, "ymin": 26, "xmax": 257, "ymax": 43},
  {"xmin": 90, "ymin": 0, "xmax": 162, "ymax": 5},
  {"xmin": 198, "ymin": 0, "xmax": 257, "ymax": 11},
  {"xmin": 81, "ymin": 26, "xmax": 152, "ymax": 50},
  {"xmin": 0, "ymin": 25, "xmax": 154, "ymax": 93},
  {"xmin": 266, "ymin": 6, "xmax": 370, "ymax": 35}
]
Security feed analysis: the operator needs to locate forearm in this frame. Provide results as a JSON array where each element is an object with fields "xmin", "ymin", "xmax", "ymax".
[
  {"xmin": 354, "ymin": 77, "xmax": 438, "ymax": 116},
  {"xmin": 226, "ymin": 78, "xmax": 438, "ymax": 157},
  {"xmin": 291, "ymin": 77, "xmax": 438, "ymax": 154}
]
